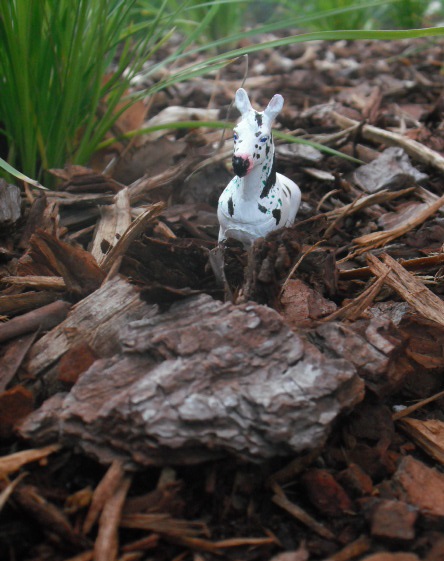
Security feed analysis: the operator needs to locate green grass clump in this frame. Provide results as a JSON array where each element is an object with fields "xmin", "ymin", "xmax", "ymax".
[{"xmin": 0, "ymin": 0, "xmax": 171, "ymax": 184}]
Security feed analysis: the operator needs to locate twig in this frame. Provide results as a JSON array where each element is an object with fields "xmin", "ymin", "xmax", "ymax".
[
  {"xmin": 271, "ymin": 481, "xmax": 336, "ymax": 541},
  {"xmin": 0, "ymin": 445, "xmax": 61, "ymax": 477},
  {"xmin": 392, "ymin": 389, "xmax": 444, "ymax": 421},
  {"xmin": 354, "ymin": 192, "xmax": 444, "ymax": 249},
  {"xmin": 83, "ymin": 460, "xmax": 125, "ymax": 534},
  {"xmin": 94, "ymin": 476, "xmax": 132, "ymax": 561},
  {"xmin": 332, "ymin": 111, "xmax": 444, "ymax": 173}
]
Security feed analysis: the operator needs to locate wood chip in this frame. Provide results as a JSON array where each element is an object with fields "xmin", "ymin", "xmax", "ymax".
[
  {"xmin": 398, "ymin": 418, "xmax": 444, "ymax": 464},
  {"xmin": 367, "ymin": 253, "xmax": 444, "ymax": 327}
]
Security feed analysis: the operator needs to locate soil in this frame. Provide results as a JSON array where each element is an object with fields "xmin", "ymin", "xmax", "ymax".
[{"xmin": 1, "ymin": 37, "xmax": 444, "ymax": 561}]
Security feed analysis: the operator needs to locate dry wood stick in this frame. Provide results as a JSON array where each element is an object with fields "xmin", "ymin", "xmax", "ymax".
[
  {"xmin": 13, "ymin": 484, "xmax": 90, "ymax": 549},
  {"xmin": 271, "ymin": 482, "xmax": 335, "ymax": 541},
  {"xmin": 1, "ymin": 275, "xmax": 66, "ymax": 290},
  {"xmin": 0, "ymin": 444, "xmax": 61, "ymax": 477},
  {"xmin": 83, "ymin": 460, "xmax": 125, "ymax": 534},
  {"xmin": 354, "ymin": 192, "xmax": 444, "ymax": 249},
  {"xmin": 94, "ymin": 476, "xmax": 132, "ymax": 561},
  {"xmin": 0, "ymin": 300, "xmax": 70, "ymax": 343},
  {"xmin": 332, "ymin": 111, "xmax": 444, "ymax": 173},
  {"xmin": 340, "ymin": 252, "xmax": 444, "ymax": 280}
]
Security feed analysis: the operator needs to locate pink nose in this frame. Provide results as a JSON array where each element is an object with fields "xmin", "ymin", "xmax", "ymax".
[{"xmin": 232, "ymin": 153, "xmax": 253, "ymax": 177}]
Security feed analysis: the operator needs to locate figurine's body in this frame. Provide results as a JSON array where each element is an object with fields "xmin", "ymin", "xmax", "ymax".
[{"xmin": 218, "ymin": 88, "xmax": 301, "ymax": 247}]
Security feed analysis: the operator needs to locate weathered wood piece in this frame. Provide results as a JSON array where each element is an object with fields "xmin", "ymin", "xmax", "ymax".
[
  {"xmin": 398, "ymin": 418, "xmax": 444, "ymax": 464},
  {"xmin": 26, "ymin": 276, "xmax": 156, "ymax": 376},
  {"xmin": 367, "ymin": 253, "xmax": 444, "ymax": 327},
  {"xmin": 90, "ymin": 188, "xmax": 131, "ymax": 266},
  {"xmin": 0, "ymin": 180, "xmax": 21, "ymax": 232},
  {"xmin": 353, "ymin": 147, "xmax": 427, "ymax": 193},
  {"xmin": 20, "ymin": 294, "xmax": 363, "ymax": 466}
]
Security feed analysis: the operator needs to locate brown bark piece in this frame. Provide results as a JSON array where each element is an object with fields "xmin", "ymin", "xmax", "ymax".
[
  {"xmin": 26, "ymin": 276, "xmax": 156, "ymax": 377},
  {"xmin": 302, "ymin": 469, "xmax": 354, "ymax": 516},
  {"xmin": 20, "ymin": 294, "xmax": 363, "ymax": 466},
  {"xmin": 58, "ymin": 342, "xmax": 98, "ymax": 385},
  {"xmin": 391, "ymin": 456, "xmax": 444, "ymax": 521},
  {"xmin": 370, "ymin": 499, "xmax": 417, "ymax": 542},
  {"xmin": 313, "ymin": 318, "xmax": 410, "ymax": 396},
  {"xmin": 0, "ymin": 386, "xmax": 34, "ymax": 439},
  {"xmin": 0, "ymin": 332, "xmax": 37, "ymax": 392},
  {"xmin": 0, "ymin": 300, "xmax": 70, "ymax": 344},
  {"xmin": 27, "ymin": 229, "xmax": 105, "ymax": 296},
  {"xmin": 280, "ymin": 279, "xmax": 337, "ymax": 327},
  {"xmin": 336, "ymin": 464, "xmax": 373, "ymax": 497}
]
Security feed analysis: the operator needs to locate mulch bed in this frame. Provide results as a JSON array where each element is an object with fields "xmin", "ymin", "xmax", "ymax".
[{"xmin": 1, "ymin": 37, "xmax": 444, "ymax": 561}]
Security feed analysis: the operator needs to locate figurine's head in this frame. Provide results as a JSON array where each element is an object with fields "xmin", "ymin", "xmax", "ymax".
[{"xmin": 232, "ymin": 88, "xmax": 283, "ymax": 178}]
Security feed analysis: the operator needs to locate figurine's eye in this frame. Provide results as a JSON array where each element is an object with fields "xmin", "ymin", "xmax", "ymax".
[
  {"xmin": 260, "ymin": 136, "xmax": 268, "ymax": 143},
  {"xmin": 233, "ymin": 132, "xmax": 238, "ymax": 141}
]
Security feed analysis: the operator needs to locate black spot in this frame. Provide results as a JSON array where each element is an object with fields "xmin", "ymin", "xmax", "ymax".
[
  {"xmin": 255, "ymin": 112, "xmax": 263, "ymax": 127},
  {"xmin": 272, "ymin": 208, "xmax": 281, "ymax": 225},
  {"xmin": 255, "ymin": 144, "xmax": 258, "ymax": 148},
  {"xmin": 255, "ymin": 131, "xmax": 261, "ymax": 137},
  {"xmin": 256, "ymin": 153, "xmax": 260, "ymax": 159},
  {"xmin": 232, "ymin": 155, "xmax": 249, "ymax": 177},
  {"xmin": 265, "ymin": 144, "xmax": 270, "ymax": 157},
  {"xmin": 101, "ymin": 239, "xmax": 112, "ymax": 253},
  {"xmin": 228, "ymin": 197, "xmax": 234, "ymax": 216},
  {"xmin": 260, "ymin": 154, "xmax": 277, "ymax": 199},
  {"xmin": 258, "ymin": 203, "xmax": 267, "ymax": 214}
]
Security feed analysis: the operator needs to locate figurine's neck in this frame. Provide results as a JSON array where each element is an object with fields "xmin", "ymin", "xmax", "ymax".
[{"xmin": 239, "ymin": 152, "xmax": 276, "ymax": 201}]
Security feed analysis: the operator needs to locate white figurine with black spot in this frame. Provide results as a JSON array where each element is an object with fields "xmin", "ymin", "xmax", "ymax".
[{"xmin": 218, "ymin": 88, "xmax": 301, "ymax": 247}]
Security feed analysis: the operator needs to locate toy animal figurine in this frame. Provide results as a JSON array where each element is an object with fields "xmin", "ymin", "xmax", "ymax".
[{"xmin": 218, "ymin": 88, "xmax": 301, "ymax": 247}]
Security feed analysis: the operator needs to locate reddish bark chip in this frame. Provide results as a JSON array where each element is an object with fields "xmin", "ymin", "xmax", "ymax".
[
  {"xmin": 280, "ymin": 279, "xmax": 336, "ymax": 327},
  {"xmin": 370, "ymin": 499, "xmax": 417, "ymax": 542},
  {"xmin": 302, "ymin": 468, "xmax": 354, "ymax": 516},
  {"xmin": 391, "ymin": 456, "xmax": 444, "ymax": 522},
  {"xmin": 0, "ymin": 386, "xmax": 34, "ymax": 439},
  {"xmin": 337, "ymin": 463, "xmax": 374, "ymax": 497},
  {"xmin": 58, "ymin": 342, "xmax": 98, "ymax": 385}
]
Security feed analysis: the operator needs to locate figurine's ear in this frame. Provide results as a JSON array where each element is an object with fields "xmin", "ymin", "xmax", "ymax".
[
  {"xmin": 264, "ymin": 94, "xmax": 284, "ymax": 122},
  {"xmin": 235, "ymin": 88, "xmax": 252, "ymax": 115}
]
